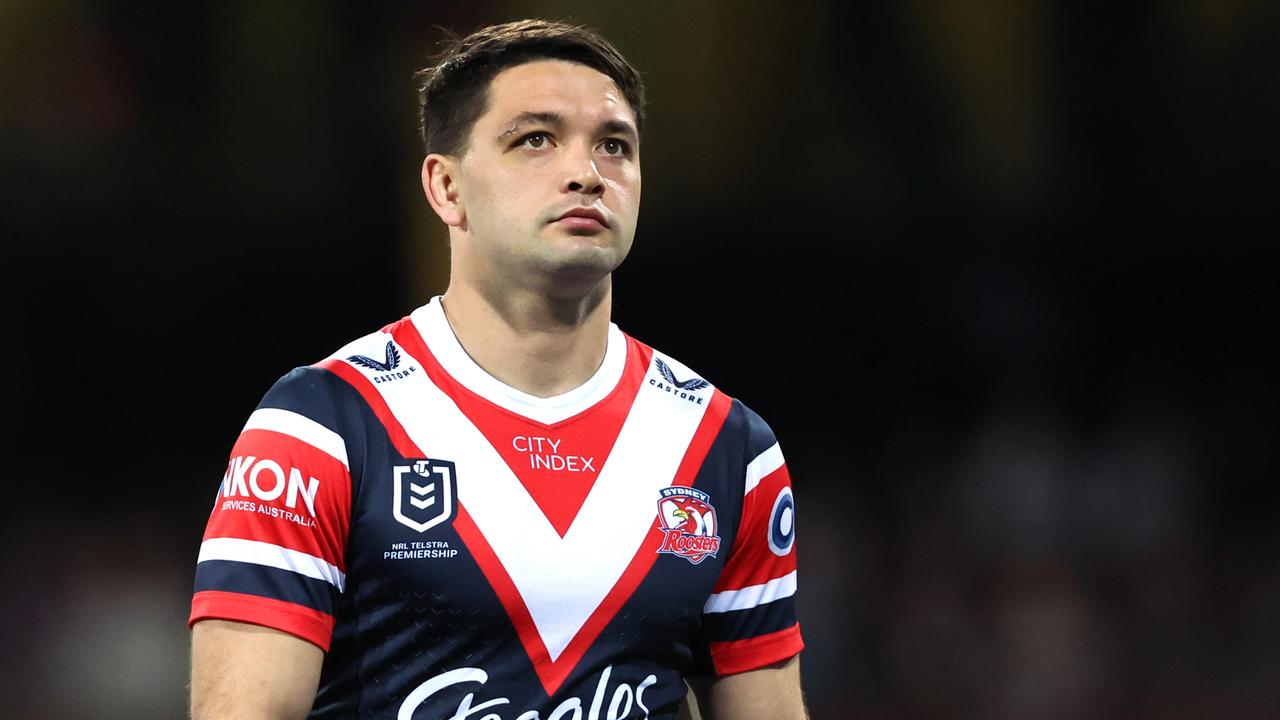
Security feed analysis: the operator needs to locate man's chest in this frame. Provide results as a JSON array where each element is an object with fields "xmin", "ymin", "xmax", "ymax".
[
  {"xmin": 328, "ymin": 340, "xmax": 744, "ymax": 698},
  {"xmin": 343, "ymin": 418, "xmax": 735, "ymax": 644}
]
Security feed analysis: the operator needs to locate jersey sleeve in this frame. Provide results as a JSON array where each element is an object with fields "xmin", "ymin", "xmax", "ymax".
[
  {"xmin": 189, "ymin": 367, "xmax": 355, "ymax": 651},
  {"xmin": 700, "ymin": 405, "xmax": 803, "ymax": 675}
]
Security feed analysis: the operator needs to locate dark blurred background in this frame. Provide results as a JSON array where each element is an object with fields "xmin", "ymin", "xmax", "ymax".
[{"xmin": 4, "ymin": 1, "xmax": 1278, "ymax": 718}]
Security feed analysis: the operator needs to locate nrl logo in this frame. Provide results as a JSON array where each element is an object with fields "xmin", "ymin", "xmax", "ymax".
[
  {"xmin": 393, "ymin": 458, "xmax": 456, "ymax": 533},
  {"xmin": 656, "ymin": 487, "xmax": 721, "ymax": 565}
]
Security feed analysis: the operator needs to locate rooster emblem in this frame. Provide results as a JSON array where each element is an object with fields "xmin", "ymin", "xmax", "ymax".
[
  {"xmin": 656, "ymin": 487, "xmax": 721, "ymax": 564},
  {"xmin": 669, "ymin": 504, "xmax": 708, "ymax": 536}
]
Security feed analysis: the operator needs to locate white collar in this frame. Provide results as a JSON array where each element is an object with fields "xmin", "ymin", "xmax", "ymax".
[{"xmin": 408, "ymin": 297, "xmax": 628, "ymax": 425}]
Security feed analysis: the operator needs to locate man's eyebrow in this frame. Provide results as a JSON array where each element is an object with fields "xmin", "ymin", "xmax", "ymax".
[
  {"xmin": 600, "ymin": 118, "xmax": 639, "ymax": 143},
  {"xmin": 497, "ymin": 111, "xmax": 566, "ymax": 140}
]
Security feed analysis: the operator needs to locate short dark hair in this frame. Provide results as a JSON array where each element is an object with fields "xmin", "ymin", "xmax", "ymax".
[{"xmin": 415, "ymin": 19, "xmax": 645, "ymax": 157}]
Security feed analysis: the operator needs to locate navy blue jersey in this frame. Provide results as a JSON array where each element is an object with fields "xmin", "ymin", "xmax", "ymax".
[{"xmin": 192, "ymin": 298, "xmax": 802, "ymax": 719}]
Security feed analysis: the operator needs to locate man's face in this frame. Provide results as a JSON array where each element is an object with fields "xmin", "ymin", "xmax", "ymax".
[{"xmin": 452, "ymin": 60, "xmax": 641, "ymax": 293}]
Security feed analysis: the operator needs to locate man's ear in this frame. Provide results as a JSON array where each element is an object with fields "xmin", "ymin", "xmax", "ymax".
[{"xmin": 422, "ymin": 154, "xmax": 465, "ymax": 227}]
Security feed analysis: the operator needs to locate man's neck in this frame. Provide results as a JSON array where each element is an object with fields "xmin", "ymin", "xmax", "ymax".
[{"xmin": 439, "ymin": 281, "xmax": 613, "ymax": 398}]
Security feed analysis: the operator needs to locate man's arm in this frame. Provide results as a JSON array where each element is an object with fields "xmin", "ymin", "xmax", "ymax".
[
  {"xmin": 190, "ymin": 619, "xmax": 324, "ymax": 720},
  {"xmin": 686, "ymin": 655, "xmax": 808, "ymax": 720}
]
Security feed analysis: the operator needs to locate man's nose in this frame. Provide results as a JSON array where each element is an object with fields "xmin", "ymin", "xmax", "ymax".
[{"xmin": 561, "ymin": 146, "xmax": 605, "ymax": 197}]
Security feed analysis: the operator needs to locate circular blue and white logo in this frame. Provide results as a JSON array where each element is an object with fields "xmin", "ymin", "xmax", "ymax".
[{"xmin": 767, "ymin": 486, "xmax": 796, "ymax": 557}]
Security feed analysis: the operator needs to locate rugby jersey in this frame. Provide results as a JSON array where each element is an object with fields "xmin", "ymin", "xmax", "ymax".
[{"xmin": 190, "ymin": 297, "xmax": 802, "ymax": 719}]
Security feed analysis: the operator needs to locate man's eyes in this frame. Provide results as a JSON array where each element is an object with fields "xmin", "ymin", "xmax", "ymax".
[
  {"xmin": 517, "ymin": 132, "xmax": 551, "ymax": 150},
  {"xmin": 513, "ymin": 133, "xmax": 631, "ymax": 158},
  {"xmin": 599, "ymin": 138, "xmax": 631, "ymax": 157}
]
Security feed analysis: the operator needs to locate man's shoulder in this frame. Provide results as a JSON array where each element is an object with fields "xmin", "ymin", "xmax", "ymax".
[
  {"xmin": 623, "ymin": 331, "xmax": 775, "ymax": 444},
  {"xmin": 621, "ymin": 331, "xmax": 724, "ymax": 406},
  {"xmin": 257, "ymin": 313, "xmax": 414, "ymax": 415},
  {"xmin": 319, "ymin": 314, "xmax": 414, "ymax": 368},
  {"xmin": 630, "ymin": 335, "xmax": 716, "ymax": 387}
]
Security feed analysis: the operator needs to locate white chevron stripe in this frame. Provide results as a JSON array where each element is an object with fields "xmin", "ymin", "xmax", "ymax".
[
  {"xmin": 744, "ymin": 442, "xmax": 784, "ymax": 495},
  {"xmin": 366, "ymin": 338, "xmax": 711, "ymax": 662},
  {"xmin": 198, "ymin": 537, "xmax": 346, "ymax": 592},
  {"xmin": 242, "ymin": 408, "xmax": 349, "ymax": 469},
  {"xmin": 702, "ymin": 570, "xmax": 797, "ymax": 614}
]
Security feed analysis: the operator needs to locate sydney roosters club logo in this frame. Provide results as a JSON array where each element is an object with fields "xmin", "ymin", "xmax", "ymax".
[{"xmin": 656, "ymin": 487, "xmax": 721, "ymax": 564}]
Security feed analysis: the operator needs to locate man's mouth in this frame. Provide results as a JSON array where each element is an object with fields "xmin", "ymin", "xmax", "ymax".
[{"xmin": 553, "ymin": 207, "xmax": 609, "ymax": 230}]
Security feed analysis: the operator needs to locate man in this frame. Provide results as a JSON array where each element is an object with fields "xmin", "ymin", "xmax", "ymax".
[{"xmin": 190, "ymin": 19, "xmax": 806, "ymax": 720}]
